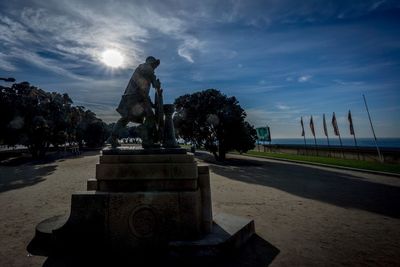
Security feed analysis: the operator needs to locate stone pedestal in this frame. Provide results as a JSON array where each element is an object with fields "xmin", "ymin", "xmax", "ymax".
[{"xmin": 29, "ymin": 148, "xmax": 254, "ymax": 258}]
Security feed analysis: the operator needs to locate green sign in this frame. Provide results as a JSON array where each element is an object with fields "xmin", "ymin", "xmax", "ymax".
[{"xmin": 256, "ymin": 127, "xmax": 271, "ymax": 142}]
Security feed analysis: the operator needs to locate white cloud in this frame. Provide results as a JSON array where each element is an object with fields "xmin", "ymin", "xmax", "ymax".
[
  {"xmin": 246, "ymin": 106, "xmax": 303, "ymax": 127},
  {"xmin": 0, "ymin": 1, "xmax": 205, "ymax": 78},
  {"xmin": 178, "ymin": 37, "xmax": 203, "ymax": 63},
  {"xmin": 276, "ymin": 103, "xmax": 290, "ymax": 110},
  {"xmin": 369, "ymin": 0, "xmax": 386, "ymax": 11},
  {"xmin": 245, "ymin": 108, "xmax": 271, "ymax": 127},
  {"xmin": 265, "ymin": 40, "xmax": 327, "ymax": 54},
  {"xmin": 229, "ymin": 84, "xmax": 284, "ymax": 94},
  {"xmin": 18, "ymin": 6, "xmax": 147, "ymax": 68},
  {"xmin": 73, "ymin": 100, "xmax": 120, "ymax": 123},
  {"xmin": 9, "ymin": 48, "xmax": 89, "ymax": 81},
  {"xmin": 0, "ymin": 15, "xmax": 33, "ymax": 44},
  {"xmin": 178, "ymin": 48, "xmax": 194, "ymax": 63},
  {"xmin": 0, "ymin": 52, "xmax": 17, "ymax": 71},
  {"xmin": 298, "ymin": 75, "xmax": 312, "ymax": 82},
  {"xmin": 333, "ymin": 79, "xmax": 365, "ymax": 86}
]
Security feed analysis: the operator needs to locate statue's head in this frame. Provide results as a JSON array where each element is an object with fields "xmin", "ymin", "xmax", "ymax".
[{"xmin": 146, "ymin": 56, "xmax": 160, "ymax": 69}]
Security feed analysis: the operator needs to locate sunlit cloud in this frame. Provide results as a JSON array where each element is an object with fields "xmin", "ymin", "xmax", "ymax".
[
  {"xmin": 298, "ymin": 75, "xmax": 312, "ymax": 82},
  {"xmin": 178, "ymin": 37, "xmax": 204, "ymax": 63},
  {"xmin": 0, "ymin": 52, "xmax": 17, "ymax": 71},
  {"xmin": 276, "ymin": 103, "xmax": 290, "ymax": 110}
]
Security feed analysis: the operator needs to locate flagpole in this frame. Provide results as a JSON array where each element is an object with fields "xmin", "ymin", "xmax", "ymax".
[
  {"xmin": 310, "ymin": 116, "xmax": 318, "ymax": 156},
  {"xmin": 338, "ymin": 132, "xmax": 344, "ymax": 158},
  {"xmin": 323, "ymin": 114, "xmax": 331, "ymax": 157},
  {"xmin": 301, "ymin": 117, "xmax": 307, "ymax": 155},
  {"xmin": 353, "ymin": 131, "xmax": 360, "ymax": 160},
  {"xmin": 314, "ymin": 135, "xmax": 317, "ymax": 155},
  {"xmin": 326, "ymin": 135, "xmax": 331, "ymax": 157},
  {"xmin": 348, "ymin": 110, "xmax": 360, "ymax": 160},
  {"xmin": 332, "ymin": 112, "xmax": 344, "ymax": 158},
  {"xmin": 363, "ymin": 94, "xmax": 383, "ymax": 162}
]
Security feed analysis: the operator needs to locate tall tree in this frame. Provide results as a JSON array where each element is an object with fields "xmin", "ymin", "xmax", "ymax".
[
  {"xmin": 174, "ymin": 89, "xmax": 257, "ymax": 160},
  {"xmin": 0, "ymin": 82, "xmax": 108, "ymax": 157},
  {"xmin": 0, "ymin": 82, "xmax": 64, "ymax": 157},
  {"xmin": 75, "ymin": 109, "xmax": 108, "ymax": 148}
]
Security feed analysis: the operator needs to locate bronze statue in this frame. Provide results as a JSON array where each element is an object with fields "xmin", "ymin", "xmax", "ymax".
[{"xmin": 109, "ymin": 56, "xmax": 163, "ymax": 148}]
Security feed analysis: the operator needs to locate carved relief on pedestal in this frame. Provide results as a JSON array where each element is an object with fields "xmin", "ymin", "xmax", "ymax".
[{"xmin": 129, "ymin": 206, "xmax": 157, "ymax": 239}]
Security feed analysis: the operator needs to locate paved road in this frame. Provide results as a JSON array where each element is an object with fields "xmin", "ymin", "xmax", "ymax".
[{"xmin": 197, "ymin": 152, "xmax": 400, "ymax": 266}]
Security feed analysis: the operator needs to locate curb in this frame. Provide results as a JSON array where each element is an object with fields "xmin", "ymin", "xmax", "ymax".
[{"xmin": 232, "ymin": 153, "xmax": 400, "ymax": 178}]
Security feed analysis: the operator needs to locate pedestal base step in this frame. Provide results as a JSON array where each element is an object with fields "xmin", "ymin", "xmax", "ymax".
[
  {"xmin": 28, "ymin": 213, "xmax": 254, "ymax": 258},
  {"xmin": 169, "ymin": 213, "xmax": 255, "ymax": 256}
]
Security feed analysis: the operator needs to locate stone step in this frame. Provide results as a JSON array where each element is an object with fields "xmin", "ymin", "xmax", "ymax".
[
  {"xmin": 96, "ymin": 163, "xmax": 198, "ymax": 180},
  {"xmin": 100, "ymin": 154, "xmax": 195, "ymax": 164},
  {"xmin": 96, "ymin": 179, "xmax": 198, "ymax": 191},
  {"xmin": 27, "ymin": 214, "xmax": 69, "ymax": 256},
  {"xmin": 102, "ymin": 147, "xmax": 187, "ymax": 155},
  {"xmin": 168, "ymin": 213, "xmax": 255, "ymax": 256}
]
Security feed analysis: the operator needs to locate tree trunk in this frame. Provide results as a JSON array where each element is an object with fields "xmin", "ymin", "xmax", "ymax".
[
  {"xmin": 218, "ymin": 142, "xmax": 226, "ymax": 161},
  {"xmin": 29, "ymin": 145, "xmax": 38, "ymax": 159},
  {"xmin": 39, "ymin": 145, "xmax": 47, "ymax": 158},
  {"xmin": 212, "ymin": 151, "xmax": 219, "ymax": 161},
  {"xmin": 218, "ymin": 149, "xmax": 226, "ymax": 161}
]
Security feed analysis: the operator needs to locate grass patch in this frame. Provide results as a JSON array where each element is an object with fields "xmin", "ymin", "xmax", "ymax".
[{"xmin": 238, "ymin": 150, "xmax": 400, "ymax": 174}]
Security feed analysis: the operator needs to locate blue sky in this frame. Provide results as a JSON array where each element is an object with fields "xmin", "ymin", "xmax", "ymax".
[{"xmin": 1, "ymin": 0, "xmax": 399, "ymax": 138}]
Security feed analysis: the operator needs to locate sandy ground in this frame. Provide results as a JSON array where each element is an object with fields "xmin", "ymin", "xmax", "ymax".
[{"xmin": 0, "ymin": 151, "xmax": 399, "ymax": 266}]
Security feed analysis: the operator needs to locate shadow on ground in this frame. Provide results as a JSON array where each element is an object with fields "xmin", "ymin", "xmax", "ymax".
[
  {"xmin": 0, "ymin": 150, "xmax": 99, "ymax": 193},
  {"xmin": 0, "ymin": 150, "xmax": 100, "ymax": 166},
  {"xmin": 197, "ymin": 152, "xmax": 400, "ymax": 218},
  {"xmin": 0, "ymin": 164, "xmax": 56, "ymax": 193},
  {"xmin": 33, "ymin": 234, "xmax": 279, "ymax": 267}
]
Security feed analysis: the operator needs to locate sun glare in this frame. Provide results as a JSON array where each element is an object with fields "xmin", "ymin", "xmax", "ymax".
[{"xmin": 101, "ymin": 49, "xmax": 124, "ymax": 68}]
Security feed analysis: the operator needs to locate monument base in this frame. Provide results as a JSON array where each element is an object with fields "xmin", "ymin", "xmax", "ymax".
[
  {"xmin": 28, "ymin": 148, "xmax": 255, "ymax": 260},
  {"xmin": 29, "ymin": 212, "xmax": 254, "ymax": 258}
]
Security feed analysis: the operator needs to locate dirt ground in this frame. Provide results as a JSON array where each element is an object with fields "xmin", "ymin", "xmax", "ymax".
[{"xmin": 0, "ymin": 151, "xmax": 399, "ymax": 266}]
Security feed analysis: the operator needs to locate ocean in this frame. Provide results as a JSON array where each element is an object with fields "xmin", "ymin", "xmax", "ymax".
[{"xmin": 263, "ymin": 138, "xmax": 400, "ymax": 148}]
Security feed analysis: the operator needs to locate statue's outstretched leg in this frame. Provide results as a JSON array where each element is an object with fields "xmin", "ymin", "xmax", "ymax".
[{"xmin": 109, "ymin": 117, "xmax": 129, "ymax": 148}]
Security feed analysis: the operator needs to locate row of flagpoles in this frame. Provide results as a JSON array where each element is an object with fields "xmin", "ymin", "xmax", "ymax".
[
  {"xmin": 299, "ymin": 95, "xmax": 383, "ymax": 162},
  {"xmin": 300, "ymin": 111, "xmax": 355, "ymax": 158}
]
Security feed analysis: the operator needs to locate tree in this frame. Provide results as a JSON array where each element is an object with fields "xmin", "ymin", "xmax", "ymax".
[
  {"xmin": 174, "ymin": 89, "xmax": 257, "ymax": 160},
  {"xmin": 75, "ymin": 109, "xmax": 108, "ymax": 148},
  {"xmin": 0, "ymin": 82, "xmax": 108, "ymax": 157},
  {"xmin": 0, "ymin": 82, "xmax": 70, "ymax": 157}
]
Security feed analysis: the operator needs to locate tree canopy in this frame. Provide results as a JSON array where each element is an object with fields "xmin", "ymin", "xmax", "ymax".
[
  {"xmin": 174, "ymin": 89, "xmax": 257, "ymax": 160},
  {"xmin": 0, "ymin": 82, "xmax": 108, "ymax": 158}
]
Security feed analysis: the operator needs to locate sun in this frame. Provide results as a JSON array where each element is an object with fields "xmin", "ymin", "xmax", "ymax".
[{"xmin": 101, "ymin": 49, "xmax": 124, "ymax": 68}]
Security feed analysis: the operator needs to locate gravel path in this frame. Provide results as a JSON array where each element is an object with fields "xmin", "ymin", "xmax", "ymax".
[
  {"xmin": 0, "ymin": 152, "xmax": 98, "ymax": 267},
  {"xmin": 0, "ymin": 151, "xmax": 399, "ymax": 266}
]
